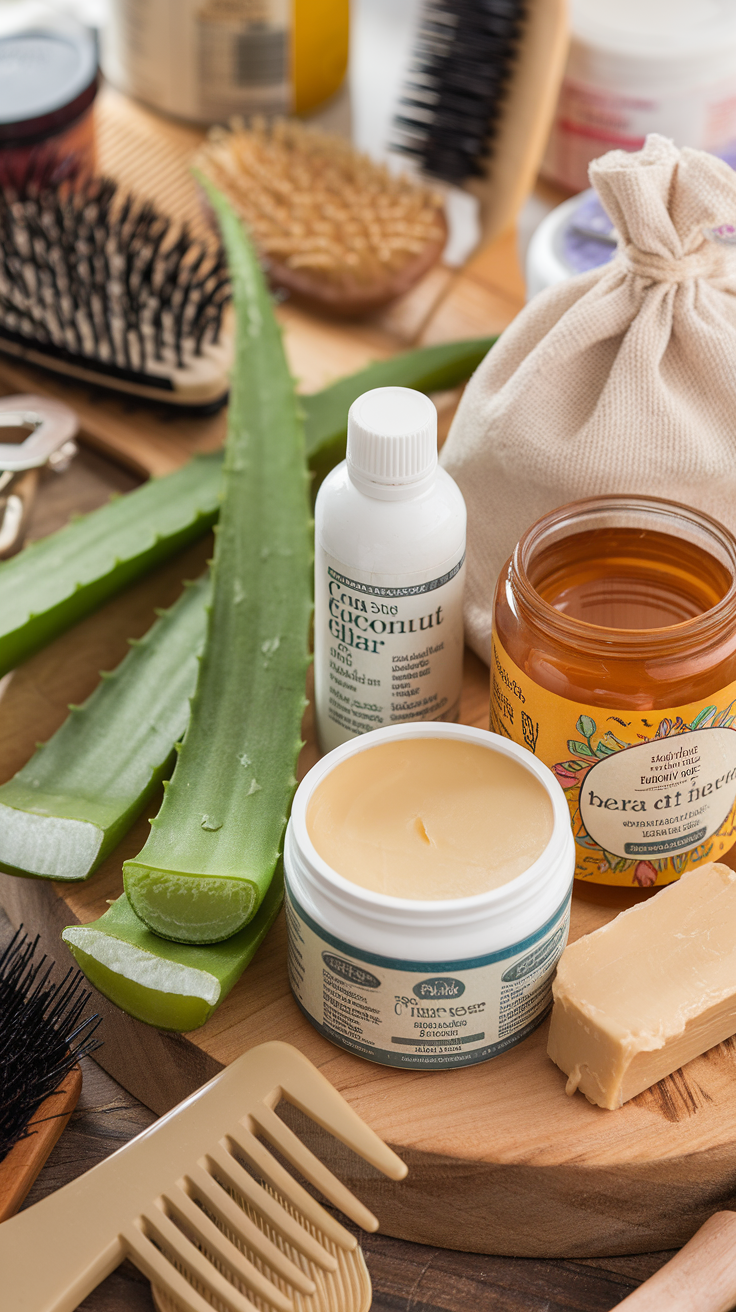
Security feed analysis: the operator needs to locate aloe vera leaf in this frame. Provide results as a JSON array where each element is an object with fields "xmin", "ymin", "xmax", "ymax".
[
  {"xmin": 303, "ymin": 335, "xmax": 497, "ymax": 490},
  {"xmin": 0, "ymin": 452, "xmax": 222, "ymax": 680},
  {"xmin": 0, "ymin": 340, "xmax": 494, "ymax": 682},
  {"xmin": 62, "ymin": 875, "xmax": 283, "ymax": 1031},
  {"xmin": 0, "ymin": 576, "xmax": 210, "ymax": 883},
  {"xmin": 124, "ymin": 189, "xmax": 312, "ymax": 945}
]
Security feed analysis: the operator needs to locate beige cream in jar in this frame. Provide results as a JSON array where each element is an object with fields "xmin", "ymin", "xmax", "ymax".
[
  {"xmin": 284, "ymin": 723, "xmax": 574, "ymax": 1070},
  {"xmin": 307, "ymin": 736, "xmax": 553, "ymax": 900}
]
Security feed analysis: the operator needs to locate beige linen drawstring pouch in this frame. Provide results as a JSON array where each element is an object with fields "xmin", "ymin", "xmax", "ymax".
[{"xmin": 441, "ymin": 134, "xmax": 736, "ymax": 665}]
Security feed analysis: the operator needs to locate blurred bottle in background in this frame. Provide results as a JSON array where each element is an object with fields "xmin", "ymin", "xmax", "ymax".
[
  {"xmin": 0, "ymin": 3, "xmax": 101, "ymax": 193},
  {"xmin": 103, "ymin": 0, "xmax": 349, "ymax": 124}
]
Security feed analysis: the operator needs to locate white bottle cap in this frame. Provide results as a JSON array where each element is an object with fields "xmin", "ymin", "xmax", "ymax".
[{"xmin": 347, "ymin": 387, "xmax": 437, "ymax": 498}]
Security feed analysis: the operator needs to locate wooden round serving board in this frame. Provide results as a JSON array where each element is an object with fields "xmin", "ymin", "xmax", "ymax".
[{"xmin": 3, "ymin": 575, "xmax": 736, "ymax": 1262}]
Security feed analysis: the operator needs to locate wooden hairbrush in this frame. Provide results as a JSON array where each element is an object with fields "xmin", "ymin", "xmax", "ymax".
[
  {"xmin": 196, "ymin": 119, "xmax": 447, "ymax": 317},
  {"xmin": 0, "ymin": 180, "xmax": 232, "ymax": 411}
]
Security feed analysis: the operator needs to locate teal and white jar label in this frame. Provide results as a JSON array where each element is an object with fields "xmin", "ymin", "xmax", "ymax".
[{"xmin": 286, "ymin": 880, "xmax": 571, "ymax": 1070}]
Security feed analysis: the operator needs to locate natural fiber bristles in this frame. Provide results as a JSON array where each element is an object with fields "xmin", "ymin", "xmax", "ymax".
[
  {"xmin": 197, "ymin": 118, "xmax": 446, "ymax": 288},
  {"xmin": 0, "ymin": 180, "xmax": 231, "ymax": 384},
  {"xmin": 0, "ymin": 926, "xmax": 100, "ymax": 1163}
]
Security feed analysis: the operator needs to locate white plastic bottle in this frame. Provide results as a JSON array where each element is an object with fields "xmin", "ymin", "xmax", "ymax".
[{"xmin": 314, "ymin": 386, "xmax": 467, "ymax": 754}]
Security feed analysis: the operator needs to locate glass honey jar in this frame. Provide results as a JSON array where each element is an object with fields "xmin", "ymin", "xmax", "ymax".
[{"xmin": 491, "ymin": 495, "xmax": 736, "ymax": 893}]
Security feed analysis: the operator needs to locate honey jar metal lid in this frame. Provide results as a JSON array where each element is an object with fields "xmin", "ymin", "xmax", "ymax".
[{"xmin": 0, "ymin": 24, "xmax": 98, "ymax": 144}]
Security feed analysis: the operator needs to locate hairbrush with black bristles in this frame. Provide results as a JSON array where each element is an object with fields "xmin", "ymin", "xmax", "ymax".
[
  {"xmin": 0, "ymin": 926, "xmax": 100, "ymax": 1168},
  {"xmin": 0, "ymin": 180, "xmax": 233, "ymax": 412},
  {"xmin": 391, "ymin": 0, "xmax": 569, "ymax": 245}
]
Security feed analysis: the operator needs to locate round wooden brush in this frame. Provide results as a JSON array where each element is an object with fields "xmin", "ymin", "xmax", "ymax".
[{"xmin": 196, "ymin": 118, "xmax": 448, "ymax": 316}]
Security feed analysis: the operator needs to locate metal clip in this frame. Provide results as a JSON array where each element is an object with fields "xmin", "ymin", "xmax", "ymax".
[{"xmin": 0, "ymin": 395, "xmax": 79, "ymax": 559}]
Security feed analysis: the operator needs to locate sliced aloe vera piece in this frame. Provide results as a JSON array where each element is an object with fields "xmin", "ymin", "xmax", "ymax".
[
  {"xmin": 124, "ymin": 189, "xmax": 312, "ymax": 945},
  {"xmin": 304, "ymin": 335, "xmax": 497, "ymax": 490},
  {"xmin": 0, "ymin": 452, "xmax": 222, "ymax": 680},
  {"xmin": 62, "ymin": 875, "xmax": 282, "ymax": 1030},
  {"xmin": 0, "ymin": 575, "xmax": 210, "ymax": 882}
]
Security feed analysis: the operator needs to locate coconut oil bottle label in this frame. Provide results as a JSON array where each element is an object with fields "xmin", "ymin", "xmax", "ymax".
[
  {"xmin": 491, "ymin": 634, "xmax": 736, "ymax": 887},
  {"xmin": 314, "ymin": 550, "xmax": 465, "ymax": 751},
  {"xmin": 285, "ymin": 881, "xmax": 570, "ymax": 1069}
]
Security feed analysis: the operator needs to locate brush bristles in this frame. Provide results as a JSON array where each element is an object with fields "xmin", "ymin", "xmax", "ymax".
[
  {"xmin": 0, "ymin": 926, "xmax": 100, "ymax": 1164},
  {"xmin": 197, "ymin": 118, "xmax": 446, "ymax": 290},
  {"xmin": 392, "ymin": 0, "xmax": 526, "ymax": 184},
  {"xmin": 0, "ymin": 180, "xmax": 231, "ymax": 387}
]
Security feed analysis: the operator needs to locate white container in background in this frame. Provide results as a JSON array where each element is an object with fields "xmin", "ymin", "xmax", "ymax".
[
  {"xmin": 314, "ymin": 387, "xmax": 466, "ymax": 755},
  {"xmin": 544, "ymin": 0, "xmax": 736, "ymax": 192},
  {"xmin": 285, "ymin": 721, "xmax": 575, "ymax": 1070}
]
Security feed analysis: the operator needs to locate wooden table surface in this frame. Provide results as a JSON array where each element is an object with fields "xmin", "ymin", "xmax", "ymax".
[{"xmin": 0, "ymin": 437, "xmax": 680, "ymax": 1312}]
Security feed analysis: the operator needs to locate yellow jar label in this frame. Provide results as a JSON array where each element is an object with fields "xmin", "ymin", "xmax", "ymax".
[{"xmin": 490, "ymin": 633, "xmax": 736, "ymax": 886}]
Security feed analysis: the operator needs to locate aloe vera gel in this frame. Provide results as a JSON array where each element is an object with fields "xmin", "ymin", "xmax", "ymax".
[
  {"xmin": 314, "ymin": 387, "xmax": 467, "ymax": 753},
  {"xmin": 63, "ymin": 875, "xmax": 282, "ymax": 1031},
  {"xmin": 0, "ymin": 576, "xmax": 210, "ymax": 882}
]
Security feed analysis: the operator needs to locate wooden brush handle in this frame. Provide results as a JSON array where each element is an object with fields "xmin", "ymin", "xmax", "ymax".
[
  {"xmin": 472, "ymin": 0, "xmax": 569, "ymax": 245},
  {"xmin": 0, "ymin": 1065, "xmax": 82, "ymax": 1222},
  {"xmin": 614, "ymin": 1212, "xmax": 736, "ymax": 1310}
]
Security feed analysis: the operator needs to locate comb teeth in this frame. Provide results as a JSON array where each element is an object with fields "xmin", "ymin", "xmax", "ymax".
[
  {"xmin": 135, "ymin": 1118, "xmax": 374, "ymax": 1312},
  {"xmin": 392, "ymin": 0, "xmax": 526, "ymax": 184},
  {"xmin": 0, "ymin": 180, "xmax": 231, "ymax": 395},
  {"xmin": 185, "ymin": 1162, "xmax": 316, "ymax": 1294},
  {"xmin": 0, "ymin": 1041, "xmax": 401, "ymax": 1312}
]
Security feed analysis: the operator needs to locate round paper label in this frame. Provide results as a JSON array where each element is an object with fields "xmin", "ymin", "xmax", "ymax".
[{"xmin": 579, "ymin": 728, "xmax": 736, "ymax": 860}]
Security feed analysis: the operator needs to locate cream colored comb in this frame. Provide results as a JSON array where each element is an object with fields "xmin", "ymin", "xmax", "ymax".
[{"xmin": 0, "ymin": 1041, "xmax": 407, "ymax": 1312}]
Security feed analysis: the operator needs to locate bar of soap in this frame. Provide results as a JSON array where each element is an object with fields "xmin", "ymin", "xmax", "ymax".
[{"xmin": 547, "ymin": 862, "xmax": 736, "ymax": 1109}]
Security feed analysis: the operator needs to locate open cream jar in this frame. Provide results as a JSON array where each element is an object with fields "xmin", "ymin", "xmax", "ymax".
[{"xmin": 285, "ymin": 722, "xmax": 574, "ymax": 1069}]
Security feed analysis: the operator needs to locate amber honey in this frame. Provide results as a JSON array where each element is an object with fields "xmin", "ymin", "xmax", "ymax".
[
  {"xmin": 533, "ymin": 526, "xmax": 731, "ymax": 630},
  {"xmin": 491, "ymin": 497, "xmax": 736, "ymax": 896}
]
